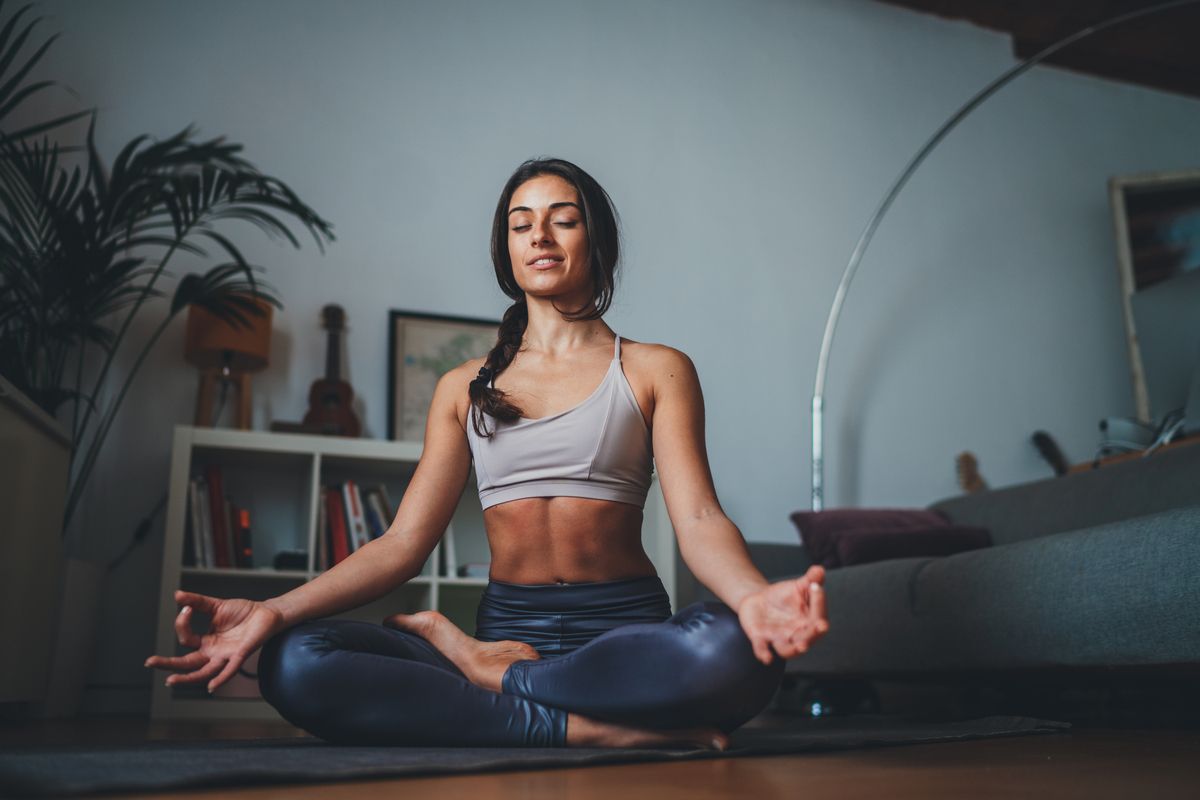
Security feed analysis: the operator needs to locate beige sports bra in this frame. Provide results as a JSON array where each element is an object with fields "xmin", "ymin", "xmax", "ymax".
[{"xmin": 465, "ymin": 335, "xmax": 653, "ymax": 510}]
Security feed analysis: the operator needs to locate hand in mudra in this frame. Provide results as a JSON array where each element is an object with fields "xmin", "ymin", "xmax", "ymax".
[
  {"xmin": 736, "ymin": 565, "xmax": 829, "ymax": 665},
  {"xmin": 144, "ymin": 590, "xmax": 285, "ymax": 694}
]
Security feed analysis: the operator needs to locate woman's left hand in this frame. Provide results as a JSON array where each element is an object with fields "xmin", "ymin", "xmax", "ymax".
[{"xmin": 736, "ymin": 565, "xmax": 829, "ymax": 665}]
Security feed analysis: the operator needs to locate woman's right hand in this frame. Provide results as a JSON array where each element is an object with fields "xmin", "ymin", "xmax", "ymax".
[{"xmin": 144, "ymin": 589, "xmax": 286, "ymax": 694}]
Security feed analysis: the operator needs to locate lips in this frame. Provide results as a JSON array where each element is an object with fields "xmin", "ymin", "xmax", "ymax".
[{"xmin": 526, "ymin": 255, "xmax": 564, "ymax": 266}]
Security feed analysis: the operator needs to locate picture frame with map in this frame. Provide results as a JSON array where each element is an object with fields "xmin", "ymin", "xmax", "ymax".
[{"xmin": 387, "ymin": 309, "xmax": 499, "ymax": 441}]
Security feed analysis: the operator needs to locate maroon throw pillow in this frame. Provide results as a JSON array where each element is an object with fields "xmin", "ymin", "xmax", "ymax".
[
  {"xmin": 835, "ymin": 525, "xmax": 992, "ymax": 567},
  {"xmin": 789, "ymin": 508, "xmax": 950, "ymax": 567}
]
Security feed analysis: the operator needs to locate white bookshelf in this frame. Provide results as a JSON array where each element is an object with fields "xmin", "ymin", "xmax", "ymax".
[{"xmin": 150, "ymin": 424, "xmax": 678, "ymax": 720}]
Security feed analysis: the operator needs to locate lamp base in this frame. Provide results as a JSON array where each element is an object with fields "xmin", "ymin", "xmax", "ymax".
[{"xmin": 194, "ymin": 369, "xmax": 253, "ymax": 429}]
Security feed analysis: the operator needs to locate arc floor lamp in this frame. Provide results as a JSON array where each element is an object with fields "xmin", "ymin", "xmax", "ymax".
[{"xmin": 811, "ymin": 0, "xmax": 1200, "ymax": 511}]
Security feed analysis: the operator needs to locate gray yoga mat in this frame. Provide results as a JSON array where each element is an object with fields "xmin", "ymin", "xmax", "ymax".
[{"xmin": 0, "ymin": 714, "xmax": 1070, "ymax": 797}]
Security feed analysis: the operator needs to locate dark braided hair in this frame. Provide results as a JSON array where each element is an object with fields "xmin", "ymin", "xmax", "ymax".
[{"xmin": 469, "ymin": 157, "xmax": 622, "ymax": 438}]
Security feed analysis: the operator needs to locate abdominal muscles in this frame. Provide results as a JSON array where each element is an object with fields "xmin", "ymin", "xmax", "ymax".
[{"xmin": 483, "ymin": 496, "xmax": 654, "ymax": 584}]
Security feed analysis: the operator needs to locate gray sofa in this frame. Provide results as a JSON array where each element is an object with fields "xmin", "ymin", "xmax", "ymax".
[{"xmin": 685, "ymin": 441, "xmax": 1200, "ymax": 679}]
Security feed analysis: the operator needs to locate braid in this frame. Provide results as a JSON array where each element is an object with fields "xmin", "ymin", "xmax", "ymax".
[{"xmin": 468, "ymin": 299, "xmax": 529, "ymax": 438}]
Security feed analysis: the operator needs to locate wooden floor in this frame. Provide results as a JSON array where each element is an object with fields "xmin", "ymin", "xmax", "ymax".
[{"xmin": 2, "ymin": 714, "xmax": 1198, "ymax": 799}]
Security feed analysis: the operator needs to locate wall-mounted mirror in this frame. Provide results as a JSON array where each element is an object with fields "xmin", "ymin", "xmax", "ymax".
[{"xmin": 1109, "ymin": 169, "xmax": 1200, "ymax": 427}]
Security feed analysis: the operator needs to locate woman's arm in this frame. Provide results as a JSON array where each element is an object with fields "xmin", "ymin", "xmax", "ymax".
[
  {"xmin": 648, "ymin": 347, "xmax": 769, "ymax": 611},
  {"xmin": 649, "ymin": 347, "xmax": 828, "ymax": 663},
  {"xmin": 264, "ymin": 367, "xmax": 473, "ymax": 627}
]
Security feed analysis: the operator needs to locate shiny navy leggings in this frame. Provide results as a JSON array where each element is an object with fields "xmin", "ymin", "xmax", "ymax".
[{"xmin": 256, "ymin": 575, "xmax": 785, "ymax": 747}]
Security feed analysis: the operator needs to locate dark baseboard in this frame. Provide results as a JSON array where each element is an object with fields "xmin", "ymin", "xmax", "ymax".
[{"xmin": 776, "ymin": 669, "xmax": 1200, "ymax": 728}]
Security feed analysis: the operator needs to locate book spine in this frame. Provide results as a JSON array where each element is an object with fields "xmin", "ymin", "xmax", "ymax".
[
  {"xmin": 233, "ymin": 507, "xmax": 253, "ymax": 568},
  {"xmin": 362, "ymin": 490, "xmax": 386, "ymax": 540},
  {"xmin": 342, "ymin": 480, "xmax": 370, "ymax": 551},
  {"xmin": 187, "ymin": 479, "xmax": 204, "ymax": 568},
  {"xmin": 196, "ymin": 478, "xmax": 214, "ymax": 568},
  {"xmin": 374, "ymin": 483, "xmax": 394, "ymax": 519},
  {"xmin": 326, "ymin": 487, "xmax": 350, "ymax": 565},
  {"xmin": 204, "ymin": 465, "xmax": 230, "ymax": 568}
]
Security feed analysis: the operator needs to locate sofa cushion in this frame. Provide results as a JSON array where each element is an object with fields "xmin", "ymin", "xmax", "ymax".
[
  {"xmin": 789, "ymin": 507, "xmax": 951, "ymax": 567},
  {"xmin": 775, "ymin": 505, "xmax": 1200, "ymax": 677},
  {"xmin": 835, "ymin": 525, "xmax": 992, "ymax": 566}
]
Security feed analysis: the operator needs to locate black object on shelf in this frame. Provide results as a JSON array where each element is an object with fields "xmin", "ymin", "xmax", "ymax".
[
  {"xmin": 272, "ymin": 550, "xmax": 308, "ymax": 571},
  {"xmin": 1031, "ymin": 430, "xmax": 1070, "ymax": 476}
]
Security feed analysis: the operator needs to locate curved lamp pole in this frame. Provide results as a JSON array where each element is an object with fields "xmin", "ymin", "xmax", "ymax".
[{"xmin": 811, "ymin": 0, "xmax": 1200, "ymax": 511}]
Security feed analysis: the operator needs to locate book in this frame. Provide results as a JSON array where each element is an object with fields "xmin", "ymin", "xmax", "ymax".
[
  {"xmin": 325, "ymin": 487, "xmax": 351, "ymax": 566},
  {"xmin": 187, "ymin": 479, "xmax": 208, "ymax": 568},
  {"xmin": 194, "ymin": 478, "xmax": 214, "ymax": 568},
  {"xmin": 342, "ymin": 480, "xmax": 371, "ymax": 552},
  {"xmin": 361, "ymin": 492, "xmax": 385, "ymax": 540},
  {"xmin": 232, "ymin": 506, "xmax": 254, "ymax": 568},
  {"xmin": 364, "ymin": 488, "xmax": 390, "ymax": 539},
  {"xmin": 374, "ymin": 483, "xmax": 394, "ymax": 519},
  {"xmin": 204, "ymin": 465, "xmax": 230, "ymax": 568}
]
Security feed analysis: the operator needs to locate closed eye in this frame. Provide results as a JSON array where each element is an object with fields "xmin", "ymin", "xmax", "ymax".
[{"xmin": 512, "ymin": 222, "xmax": 577, "ymax": 231}]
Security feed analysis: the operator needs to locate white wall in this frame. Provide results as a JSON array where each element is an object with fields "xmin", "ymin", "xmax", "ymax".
[{"xmin": 16, "ymin": 0, "xmax": 1200, "ymax": 712}]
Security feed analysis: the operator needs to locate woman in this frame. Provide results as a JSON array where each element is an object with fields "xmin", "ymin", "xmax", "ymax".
[{"xmin": 146, "ymin": 157, "xmax": 829, "ymax": 750}]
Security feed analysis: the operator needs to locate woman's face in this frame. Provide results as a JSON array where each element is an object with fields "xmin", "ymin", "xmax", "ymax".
[{"xmin": 507, "ymin": 174, "xmax": 591, "ymax": 298}]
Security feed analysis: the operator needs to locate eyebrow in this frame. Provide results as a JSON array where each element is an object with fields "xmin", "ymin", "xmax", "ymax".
[{"xmin": 508, "ymin": 201, "xmax": 581, "ymax": 216}]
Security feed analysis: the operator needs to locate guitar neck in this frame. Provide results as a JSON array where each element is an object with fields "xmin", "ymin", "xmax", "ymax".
[{"xmin": 325, "ymin": 331, "xmax": 342, "ymax": 381}]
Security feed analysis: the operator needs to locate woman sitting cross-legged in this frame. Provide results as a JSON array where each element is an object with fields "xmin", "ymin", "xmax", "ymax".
[{"xmin": 145, "ymin": 157, "xmax": 829, "ymax": 750}]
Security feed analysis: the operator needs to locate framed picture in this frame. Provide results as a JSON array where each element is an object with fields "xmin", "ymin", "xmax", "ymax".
[
  {"xmin": 387, "ymin": 309, "xmax": 499, "ymax": 441},
  {"xmin": 1109, "ymin": 169, "xmax": 1200, "ymax": 424}
]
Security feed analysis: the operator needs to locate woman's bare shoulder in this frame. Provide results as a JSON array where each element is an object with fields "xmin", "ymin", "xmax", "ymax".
[
  {"xmin": 623, "ymin": 338, "xmax": 694, "ymax": 369},
  {"xmin": 439, "ymin": 357, "xmax": 488, "ymax": 430},
  {"xmin": 621, "ymin": 339, "xmax": 698, "ymax": 395}
]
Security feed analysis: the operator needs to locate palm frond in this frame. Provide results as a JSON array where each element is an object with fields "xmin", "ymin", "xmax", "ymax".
[{"xmin": 0, "ymin": 3, "xmax": 91, "ymax": 143}]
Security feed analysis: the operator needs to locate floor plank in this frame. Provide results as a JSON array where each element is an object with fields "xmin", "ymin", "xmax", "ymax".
[{"xmin": 2, "ymin": 716, "xmax": 1198, "ymax": 799}]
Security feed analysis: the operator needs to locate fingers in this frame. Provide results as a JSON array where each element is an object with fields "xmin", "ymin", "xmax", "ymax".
[
  {"xmin": 773, "ymin": 582, "xmax": 830, "ymax": 661},
  {"xmin": 810, "ymin": 582, "xmax": 828, "ymax": 634},
  {"xmin": 792, "ymin": 578, "xmax": 811, "ymax": 615},
  {"xmin": 174, "ymin": 589, "xmax": 215, "ymax": 613},
  {"xmin": 174, "ymin": 605, "xmax": 202, "ymax": 649},
  {"xmin": 145, "ymin": 651, "xmax": 206, "ymax": 673},
  {"xmin": 771, "ymin": 640, "xmax": 798, "ymax": 661},
  {"xmin": 794, "ymin": 573, "xmax": 828, "ymax": 633},
  {"xmin": 162, "ymin": 656, "xmax": 228, "ymax": 689},
  {"xmin": 750, "ymin": 634, "xmax": 774, "ymax": 665},
  {"xmin": 207, "ymin": 655, "xmax": 244, "ymax": 694}
]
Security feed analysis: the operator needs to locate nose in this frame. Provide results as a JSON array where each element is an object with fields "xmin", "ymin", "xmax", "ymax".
[{"xmin": 529, "ymin": 217, "xmax": 552, "ymax": 246}]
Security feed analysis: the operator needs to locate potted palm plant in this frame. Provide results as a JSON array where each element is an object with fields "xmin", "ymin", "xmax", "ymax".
[{"xmin": 0, "ymin": 1, "xmax": 336, "ymax": 715}]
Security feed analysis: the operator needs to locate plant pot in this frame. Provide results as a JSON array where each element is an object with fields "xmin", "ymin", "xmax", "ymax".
[
  {"xmin": 0, "ymin": 373, "xmax": 71, "ymax": 710},
  {"xmin": 32, "ymin": 556, "xmax": 107, "ymax": 719}
]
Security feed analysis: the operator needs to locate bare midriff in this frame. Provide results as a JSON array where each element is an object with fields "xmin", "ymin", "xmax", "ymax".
[{"xmin": 483, "ymin": 496, "xmax": 657, "ymax": 585}]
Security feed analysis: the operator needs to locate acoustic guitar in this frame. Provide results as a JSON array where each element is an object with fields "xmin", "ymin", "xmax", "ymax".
[{"xmin": 301, "ymin": 304, "xmax": 361, "ymax": 437}]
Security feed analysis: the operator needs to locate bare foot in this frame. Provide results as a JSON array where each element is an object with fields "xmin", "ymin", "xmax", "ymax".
[
  {"xmin": 383, "ymin": 610, "xmax": 540, "ymax": 693},
  {"xmin": 567, "ymin": 712, "xmax": 730, "ymax": 751}
]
